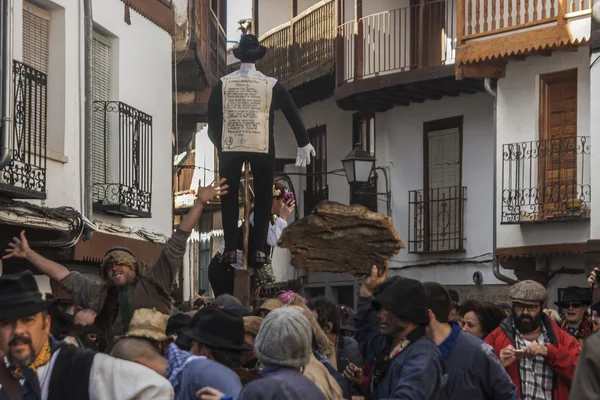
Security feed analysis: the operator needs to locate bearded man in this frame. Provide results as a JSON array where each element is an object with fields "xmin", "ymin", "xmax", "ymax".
[
  {"xmin": 0, "ymin": 271, "xmax": 174, "ymax": 400},
  {"xmin": 3, "ymin": 180, "xmax": 227, "ymax": 352},
  {"xmin": 485, "ymin": 280, "xmax": 581, "ymax": 400}
]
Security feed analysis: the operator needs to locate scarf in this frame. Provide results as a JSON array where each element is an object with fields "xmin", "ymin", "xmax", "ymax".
[
  {"xmin": 8, "ymin": 340, "xmax": 52, "ymax": 380},
  {"xmin": 560, "ymin": 316, "xmax": 598, "ymax": 345},
  {"xmin": 164, "ymin": 343, "xmax": 199, "ymax": 388}
]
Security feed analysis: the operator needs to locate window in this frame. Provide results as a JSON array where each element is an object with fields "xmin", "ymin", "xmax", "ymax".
[
  {"xmin": 350, "ymin": 113, "xmax": 377, "ymax": 212},
  {"xmin": 23, "ymin": 2, "xmax": 50, "ymax": 74},
  {"xmin": 304, "ymin": 125, "xmax": 328, "ymax": 215},
  {"xmin": 408, "ymin": 116, "xmax": 466, "ymax": 253},
  {"xmin": 92, "ymin": 31, "xmax": 112, "ymax": 187}
]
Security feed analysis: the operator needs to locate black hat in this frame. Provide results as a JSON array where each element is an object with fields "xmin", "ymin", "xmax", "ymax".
[
  {"xmin": 0, "ymin": 271, "xmax": 55, "ymax": 321},
  {"xmin": 340, "ymin": 313, "xmax": 358, "ymax": 332},
  {"xmin": 233, "ymin": 34, "xmax": 267, "ymax": 62},
  {"xmin": 166, "ymin": 313, "xmax": 193, "ymax": 336},
  {"xmin": 181, "ymin": 306, "xmax": 252, "ymax": 352},
  {"xmin": 373, "ymin": 278, "xmax": 430, "ymax": 325},
  {"xmin": 555, "ymin": 286, "xmax": 592, "ymax": 308}
]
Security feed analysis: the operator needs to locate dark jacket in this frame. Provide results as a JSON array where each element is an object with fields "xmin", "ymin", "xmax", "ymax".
[
  {"xmin": 238, "ymin": 366, "xmax": 325, "ymax": 400},
  {"xmin": 485, "ymin": 314, "xmax": 581, "ymax": 400},
  {"xmin": 355, "ymin": 296, "xmax": 446, "ymax": 400},
  {"xmin": 571, "ymin": 330, "xmax": 600, "ymax": 399},
  {"xmin": 337, "ymin": 335, "xmax": 364, "ymax": 396},
  {"xmin": 439, "ymin": 323, "xmax": 518, "ymax": 400}
]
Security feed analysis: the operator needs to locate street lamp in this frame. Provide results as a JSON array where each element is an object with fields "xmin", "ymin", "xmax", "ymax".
[{"xmin": 341, "ymin": 144, "xmax": 375, "ymax": 184}]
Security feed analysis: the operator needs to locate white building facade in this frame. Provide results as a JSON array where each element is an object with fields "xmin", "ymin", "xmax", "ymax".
[
  {"xmin": 0, "ymin": 0, "xmax": 175, "ymax": 293},
  {"xmin": 250, "ymin": 0, "xmax": 517, "ymax": 306}
]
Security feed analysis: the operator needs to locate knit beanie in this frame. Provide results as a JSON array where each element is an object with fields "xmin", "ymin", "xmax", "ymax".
[{"xmin": 254, "ymin": 307, "xmax": 312, "ymax": 368}]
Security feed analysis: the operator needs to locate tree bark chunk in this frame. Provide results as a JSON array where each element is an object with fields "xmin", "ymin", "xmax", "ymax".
[{"xmin": 277, "ymin": 201, "xmax": 404, "ymax": 276}]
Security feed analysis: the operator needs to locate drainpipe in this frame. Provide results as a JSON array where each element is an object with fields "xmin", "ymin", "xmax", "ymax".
[
  {"xmin": 485, "ymin": 78, "xmax": 517, "ymax": 284},
  {"xmin": 83, "ymin": 0, "xmax": 93, "ymax": 220},
  {"xmin": 0, "ymin": 0, "xmax": 13, "ymax": 170}
]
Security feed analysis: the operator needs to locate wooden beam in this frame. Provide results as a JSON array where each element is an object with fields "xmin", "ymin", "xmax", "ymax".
[
  {"xmin": 291, "ymin": 0, "xmax": 298, "ymax": 19},
  {"xmin": 456, "ymin": 60, "xmax": 506, "ymax": 79},
  {"xmin": 511, "ymin": 55, "xmax": 527, "ymax": 61}
]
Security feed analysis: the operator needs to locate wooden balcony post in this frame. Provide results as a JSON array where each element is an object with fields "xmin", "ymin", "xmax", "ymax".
[
  {"xmin": 354, "ymin": 0, "xmax": 363, "ymax": 79},
  {"xmin": 418, "ymin": 0, "xmax": 425, "ymax": 68},
  {"xmin": 290, "ymin": 0, "xmax": 298, "ymax": 78},
  {"xmin": 252, "ymin": 0, "xmax": 259, "ymax": 35},
  {"xmin": 457, "ymin": 0, "xmax": 465, "ymax": 45},
  {"xmin": 335, "ymin": 0, "xmax": 344, "ymax": 85},
  {"xmin": 558, "ymin": 0, "xmax": 567, "ymax": 25}
]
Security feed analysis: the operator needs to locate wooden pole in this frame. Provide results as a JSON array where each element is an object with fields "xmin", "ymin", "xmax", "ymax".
[
  {"xmin": 234, "ymin": 161, "xmax": 251, "ymax": 308},
  {"xmin": 242, "ymin": 162, "xmax": 251, "ymax": 270}
]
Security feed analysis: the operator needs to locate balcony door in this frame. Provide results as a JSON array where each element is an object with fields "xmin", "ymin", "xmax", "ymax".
[
  {"xmin": 538, "ymin": 69, "xmax": 578, "ymax": 219},
  {"xmin": 423, "ymin": 116, "xmax": 463, "ymax": 252},
  {"xmin": 304, "ymin": 125, "xmax": 327, "ymax": 216},
  {"xmin": 411, "ymin": 0, "xmax": 446, "ymax": 67}
]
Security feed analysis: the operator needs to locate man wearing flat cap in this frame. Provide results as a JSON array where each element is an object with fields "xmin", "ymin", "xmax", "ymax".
[
  {"xmin": 485, "ymin": 280, "xmax": 580, "ymax": 400},
  {"xmin": 207, "ymin": 33, "xmax": 315, "ymax": 270},
  {"xmin": 0, "ymin": 271, "xmax": 174, "ymax": 400},
  {"xmin": 353, "ymin": 266, "xmax": 445, "ymax": 399},
  {"xmin": 3, "ymin": 182, "xmax": 227, "ymax": 352}
]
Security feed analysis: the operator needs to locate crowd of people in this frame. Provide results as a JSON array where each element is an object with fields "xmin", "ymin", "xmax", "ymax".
[{"xmin": 2, "ymin": 180, "xmax": 600, "ymax": 399}]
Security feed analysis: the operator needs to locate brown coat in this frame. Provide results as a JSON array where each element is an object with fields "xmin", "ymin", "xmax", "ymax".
[
  {"xmin": 303, "ymin": 354, "xmax": 344, "ymax": 400},
  {"xmin": 60, "ymin": 229, "xmax": 190, "ymax": 351}
]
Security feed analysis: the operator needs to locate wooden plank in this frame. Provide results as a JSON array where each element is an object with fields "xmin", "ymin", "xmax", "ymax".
[
  {"xmin": 455, "ymin": 60, "xmax": 506, "ymax": 79},
  {"xmin": 457, "ymin": 0, "xmax": 465, "ymax": 45},
  {"xmin": 496, "ymin": 242, "xmax": 586, "ymax": 258}
]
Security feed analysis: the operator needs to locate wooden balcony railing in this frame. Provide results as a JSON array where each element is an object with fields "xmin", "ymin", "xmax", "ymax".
[
  {"xmin": 456, "ymin": 0, "xmax": 591, "ymax": 64},
  {"xmin": 256, "ymin": 0, "xmax": 336, "ymax": 89},
  {"xmin": 337, "ymin": 0, "xmax": 456, "ymax": 85},
  {"xmin": 459, "ymin": 0, "xmax": 590, "ymax": 40}
]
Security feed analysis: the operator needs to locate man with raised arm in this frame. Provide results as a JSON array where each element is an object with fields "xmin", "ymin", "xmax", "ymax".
[{"xmin": 3, "ymin": 180, "xmax": 228, "ymax": 352}]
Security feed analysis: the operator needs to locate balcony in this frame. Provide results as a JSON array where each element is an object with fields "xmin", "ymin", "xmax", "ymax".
[
  {"xmin": 335, "ymin": 0, "xmax": 484, "ymax": 111},
  {"xmin": 255, "ymin": 0, "xmax": 337, "ymax": 107},
  {"xmin": 456, "ymin": 0, "xmax": 591, "ymax": 74},
  {"xmin": 501, "ymin": 136, "xmax": 591, "ymax": 224},
  {"xmin": 408, "ymin": 186, "xmax": 466, "ymax": 253},
  {"xmin": 92, "ymin": 101, "xmax": 153, "ymax": 218},
  {"xmin": 0, "ymin": 61, "xmax": 47, "ymax": 199}
]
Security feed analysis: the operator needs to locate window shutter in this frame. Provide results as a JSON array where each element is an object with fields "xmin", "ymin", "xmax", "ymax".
[
  {"xmin": 23, "ymin": 2, "xmax": 50, "ymax": 74},
  {"xmin": 427, "ymin": 128, "xmax": 462, "ymax": 252},
  {"xmin": 92, "ymin": 33, "xmax": 112, "ymax": 186},
  {"xmin": 22, "ymin": 2, "xmax": 49, "ymax": 160}
]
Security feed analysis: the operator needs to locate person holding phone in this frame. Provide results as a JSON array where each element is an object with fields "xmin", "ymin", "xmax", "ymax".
[
  {"xmin": 208, "ymin": 181, "xmax": 295, "ymax": 296},
  {"xmin": 484, "ymin": 280, "xmax": 580, "ymax": 400}
]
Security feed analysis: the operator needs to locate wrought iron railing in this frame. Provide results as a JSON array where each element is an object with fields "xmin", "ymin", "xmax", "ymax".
[
  {"xmin": 501, "ymin": 136, "xmax": 591, "ymax": 224},
  {"xmin": 337, "ymin": 0, "xmax": 456, "ymax": 85},
  {"xmin": 257, "ymin": 0, "xmax": 336, "ymax": 89},
  {"xmin": 92, "ymin": 101, "xmax": 153, "ymax": 217},
  {"xmin": 0, "ymin": 61, "xmax": 47, "ymax": 199},
  {"xmin": 304, "ymin": 185, "xmax": 329, "ymax": 216},
  {"xmin": 408, "ymin": 186, "xmax": 466, "ymax": 253},
  {"xmin": 350, "ymin": 176, "xmax": 378, "ymax": 213}
]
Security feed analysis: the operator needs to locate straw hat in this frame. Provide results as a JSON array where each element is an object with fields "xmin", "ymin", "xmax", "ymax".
[{"xmin": 123, "ymin": 308, "xmax": 169, "ymax": 342}]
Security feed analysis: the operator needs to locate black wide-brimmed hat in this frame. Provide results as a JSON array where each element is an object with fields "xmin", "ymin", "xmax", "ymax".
[
  {"xmin": 555, "ymin": 286, "xmax": 592, "ymax": 308},
  {"xmin": 182, "ymin": 306, "xmax": 252, "ymax": 352},
  {"xmin": 0, "ymin": 270, "xmax": 55, "ymax": 321},
  {"xmin": 233, "ymin": 34, "xmax": 266, "ymax": 62}
]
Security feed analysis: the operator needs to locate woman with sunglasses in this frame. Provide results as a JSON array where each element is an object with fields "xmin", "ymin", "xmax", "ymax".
[{"xmin": 554, "ymin": 286, "xmax": 598, "ymax": 345}]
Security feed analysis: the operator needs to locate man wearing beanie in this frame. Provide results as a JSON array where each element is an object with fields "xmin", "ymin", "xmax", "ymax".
[
  {"xmin": 355, "ymin": 266, "xmax": 446, "ymax": 399},
  {"xmin": 238, "ymin": 307, "xmax": 326, "ymax": 400}
]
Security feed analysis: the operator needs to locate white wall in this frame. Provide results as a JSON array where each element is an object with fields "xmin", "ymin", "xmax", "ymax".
[
  {"xmin": 496, "ymin": 47, "xmax": 591, "ymax": 249},
  {"xmin": 12, "ymin": 0, "xmax": 173, "ymax": 236},
  {"xmin": 257, "ymin": 0, "xmax": 321, "ymax": 37},
  {"xmin": 379, "ymin": 92, "xmax": 514, "ymax": 285},
  {"xmin": 273, "ymin": 92, "xmax": 515, "ymax": 286}
]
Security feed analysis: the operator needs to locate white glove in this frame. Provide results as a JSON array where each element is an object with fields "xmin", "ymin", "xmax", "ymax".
[{"xmin": 296, "ymin": 144, "xmax": 316, "ymax": 168}]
